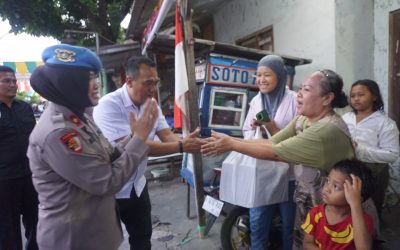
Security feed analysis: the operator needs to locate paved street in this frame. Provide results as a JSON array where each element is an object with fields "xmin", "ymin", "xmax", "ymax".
[
  {"xmin": 119, "ymin": 176, "xmax": 400, "ymax": 250},
  {"xmin": 119, "ymin": 177, "xmax": 223, "ymax": 250},
  {"xmin": 22, "ymin": 175, "xmax": 400, "ymax": 249}
]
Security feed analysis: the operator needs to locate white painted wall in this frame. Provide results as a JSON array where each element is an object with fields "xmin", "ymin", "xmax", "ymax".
[
  {"xmin": 335, "ymin": 0, "xmax": 374, "ymax": 95},
  {"xmin": 374, "ymin": 0, "xmax": 400, "ymax": 110},
  {"xmin": 373, "ymin": 0, "xmax": 400, "ymax": 202},
  {"xmin": 213, "ymin": 0, "xmax": 336, "ymax": 89},
  {"xmin": 213, "ymin": 0, "xmax": 400, "ymax": 195}
]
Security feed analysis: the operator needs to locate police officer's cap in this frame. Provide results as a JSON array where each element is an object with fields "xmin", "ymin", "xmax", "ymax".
[{"xmin": 42, "ymin": 44, "xmax": 102, "ymax": 73}]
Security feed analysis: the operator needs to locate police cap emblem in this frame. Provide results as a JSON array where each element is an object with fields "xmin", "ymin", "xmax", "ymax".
[{"xmin": 55, "ymin": 49, "xmax": 76, "ymax": 62}]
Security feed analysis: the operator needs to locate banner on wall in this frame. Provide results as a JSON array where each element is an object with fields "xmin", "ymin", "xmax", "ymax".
[
  {"xmin": 0, "ymin": 61, "xmax": 43, "ymax": 95},
  {"xmin": 141, "ymin": 0, "xmax": 174, "ymax": 55}
]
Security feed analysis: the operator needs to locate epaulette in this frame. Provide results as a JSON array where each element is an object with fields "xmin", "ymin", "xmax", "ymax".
[
  {"xmin": 51, "ymin": 112, "xmax": 66, "ymax": 129},
  {"xmin": 69, "ymin": 114, "xmax": 84, "ymax": 128}
]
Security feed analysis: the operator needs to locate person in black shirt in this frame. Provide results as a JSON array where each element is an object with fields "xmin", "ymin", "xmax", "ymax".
[{"xmin": 0, "ymin": 65, "xmax": 38, "ymax": 250}]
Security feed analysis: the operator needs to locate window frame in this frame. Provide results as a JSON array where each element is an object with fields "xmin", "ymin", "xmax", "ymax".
[
  {"xmin": 236, "ymin": 25, "xmax": 274, "ymax": 51},
  {"xmin": 208, "ymin": 87, "xmax": 248, "ymax": 129}
]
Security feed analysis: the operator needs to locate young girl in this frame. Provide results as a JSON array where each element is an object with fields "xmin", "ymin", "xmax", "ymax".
[
  {"xmin": 342, "ymin": 79, "xmax": 399, "ymax": 216},
  {"xmin": 302, "ymin": 159, "xmax": 375, "ymax": 250}
]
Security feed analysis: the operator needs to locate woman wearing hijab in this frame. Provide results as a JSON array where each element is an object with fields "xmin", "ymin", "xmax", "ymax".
[
  {"xmin": 241, "ymin": 55, "xmax": 297, "ymax": 250},
  {"xmin": 27, "ymin": 44, "xmax": 159, "ymax": 250},
  {"xmin": 203, "ymin": 69, "xmax": 354, "ymax": 249}
]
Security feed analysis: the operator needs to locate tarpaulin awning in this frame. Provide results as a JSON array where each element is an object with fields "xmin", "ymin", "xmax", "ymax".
[
  {"xmin": 0, "ymin": 61, "xmax": 44, "ymax": 96},
  {"xmin": 2, "ymin": 61, "xmax": 43, "ymax": 75}
]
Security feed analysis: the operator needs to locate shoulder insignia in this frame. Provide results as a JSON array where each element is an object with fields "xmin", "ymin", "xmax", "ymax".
[
  {"xmin": 60, "ymin": 131, "xmax": 83, "ymax": 153},
  {"xmin": 69, "ymin": 114, "xmax": 83, "ymax": 127}
]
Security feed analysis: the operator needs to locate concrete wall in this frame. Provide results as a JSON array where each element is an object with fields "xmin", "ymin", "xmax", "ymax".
[
  {"xmin": 213, "ymin": 0, "xmax": 336, "ymax": 89},
  {"xmin": 335, "ymin": 0, "xmax": 374, "ymax": 95},
  {"xmin": 373, "ymin": 0, "xmax": 400, "ymax": 204},
  {"xmin": 374, "ymin": 0, "xmax": 400, "ymax": 110}
]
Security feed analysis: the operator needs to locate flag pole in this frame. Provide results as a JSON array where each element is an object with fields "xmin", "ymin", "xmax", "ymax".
[{"xmin": 179, "ymin": 0, "xmax": 206, "ymax": 238}]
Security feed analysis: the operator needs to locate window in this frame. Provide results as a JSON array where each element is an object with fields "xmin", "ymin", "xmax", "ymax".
[
  {"xmin": 208, "ymin": 87, "xmax": 247, "ymax": 129},
  {"xmin": 236, "ymin": 26, "xmax": 274, "ymax": 51}
]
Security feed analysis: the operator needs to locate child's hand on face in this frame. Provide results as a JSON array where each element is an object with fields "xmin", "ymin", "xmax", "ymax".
[{"xmin": 344, "ymin": 174, "xmax": 363, "ymax": 207}]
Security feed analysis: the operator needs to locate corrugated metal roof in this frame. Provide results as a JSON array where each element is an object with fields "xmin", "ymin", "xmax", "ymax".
[{"xmin": 148, "ymin": 35, "xmax": 312, "ymax": 66}]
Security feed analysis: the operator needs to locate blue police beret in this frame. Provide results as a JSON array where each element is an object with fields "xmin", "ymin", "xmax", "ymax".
[{"xmin": 42, "ymin": 44, "xmax": 102, "ymax": 73}]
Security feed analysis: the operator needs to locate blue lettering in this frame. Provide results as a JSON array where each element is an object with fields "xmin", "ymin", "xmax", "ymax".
[
  {"xmin": 252, "ymin": 74, "xmax": 257, "ymax": 85},
  {"xmin": 232, "ymin": 69, "xmax": 240, "ymax": 82},
  {"xmin": 211, "ymin": 66, "xmax": 220, "ymax": 81},
  {"xmin": 222, "ymin": 68, "xmax": 230, "ymax": 81},
  {"xmin": 241, "ymin": 71, "xmax": 248, "ymax": 83}
]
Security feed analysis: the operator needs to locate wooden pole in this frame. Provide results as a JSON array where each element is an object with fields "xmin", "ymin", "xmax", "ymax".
[{"xmin": 180, "ymin": 0, "xmax": 206, "ymax": 238}]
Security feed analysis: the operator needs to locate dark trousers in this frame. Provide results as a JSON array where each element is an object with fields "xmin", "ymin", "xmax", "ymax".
[
  {"xmin": 117, "ymin": 183, "xmax": 152, "ymax": 250},
  {"xmin": 0, "ymin": 176, "xmax": 39, "ymax": 250},
  {"xmin": 369, "ymin": 164, "xmax": 390, "ymax": 217}
]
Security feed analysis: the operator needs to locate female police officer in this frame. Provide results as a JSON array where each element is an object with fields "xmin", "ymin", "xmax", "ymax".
[{"xmin": 27, "ymin": 44, "xmax": 158, "ymax": 250}]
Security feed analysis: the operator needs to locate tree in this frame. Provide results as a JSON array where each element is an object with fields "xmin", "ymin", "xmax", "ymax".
[
  {"xmin": 16, "ymin": 91, "xmax": 41, "ymax": 105},
  {"xmin": 0, "ymin": 0, "xmax": 132, "ymax": 45}
]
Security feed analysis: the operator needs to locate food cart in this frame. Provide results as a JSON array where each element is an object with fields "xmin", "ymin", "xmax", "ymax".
[
  {"xmin": 147, "ymin": 35, "xmax": 311, "ymax": 138},
  {"xmin": 145, "ymin": 35, "xmax": 312, "ymax": 219}
]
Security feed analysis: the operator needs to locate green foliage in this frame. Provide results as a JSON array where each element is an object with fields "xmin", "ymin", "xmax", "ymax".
[
  {"xmin": 0, "ymin": 0, "xmax": 132, "ymax": 45},
  {"xmin": 16, "ymin": 91, "xmax": 41, "ymax": 105}
]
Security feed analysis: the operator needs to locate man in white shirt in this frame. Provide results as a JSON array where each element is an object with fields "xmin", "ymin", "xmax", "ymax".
[{"xmin": 93, "ymin": 56, "xmax": 201, "ymax": 249}]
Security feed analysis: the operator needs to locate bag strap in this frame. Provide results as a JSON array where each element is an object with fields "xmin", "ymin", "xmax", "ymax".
[{"xmin": 254, "ymin": 126, "xmax": 261, "ymax": 139}]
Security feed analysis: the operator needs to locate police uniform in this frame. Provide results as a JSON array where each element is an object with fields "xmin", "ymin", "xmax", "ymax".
[{"xmin": 27, "ymin": 44, "xmax": 150, "ymax": 250}]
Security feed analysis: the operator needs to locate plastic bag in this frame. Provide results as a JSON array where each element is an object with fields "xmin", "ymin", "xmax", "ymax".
[{"xmin": 219, "ymin": 127, "xmax": 290, "ymax": 208}]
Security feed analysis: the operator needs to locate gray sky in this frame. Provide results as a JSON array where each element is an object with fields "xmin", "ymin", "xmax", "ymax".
[{"xmin": 0, "ymin": 20, "xmax": 58, "ymax": 62}]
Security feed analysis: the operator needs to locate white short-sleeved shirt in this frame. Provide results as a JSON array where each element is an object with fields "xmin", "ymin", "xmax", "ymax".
[{"xmin": 93, "ymin": 84, "xmax": 170, "ymax": 198}]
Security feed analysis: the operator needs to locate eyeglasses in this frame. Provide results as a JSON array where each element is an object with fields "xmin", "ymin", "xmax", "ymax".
[
  {"xmin": 0, "ymin": 78, "xmax": 17, "ymax": 86},
  {"xmin": 318, "ymin": 70, "xmax": 334, "ymax": 95},
  {"xmin": 89, "ymin": 72, "xmax": 100, "ymax": 83},
  {"xmin": 142, "ymin": 78, "xmax": 160, "ymax": 88},
  {"xmin": 89, "ymin": 72, "xmax": 99, "ymax": 79},
  {"xmin": 127, "ymin": 75, "xmax": 160, "ymax": 88},
  {"xmin": 318, "ymin": 70, "xmax": 330, "ymax": 78}
]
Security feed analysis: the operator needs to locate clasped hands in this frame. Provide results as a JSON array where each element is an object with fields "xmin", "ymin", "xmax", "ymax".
[
  {"xmin": 177, "ymin": 129, "xmax": 233, "ymax": 156},
  {"xmin": 187, "ymin": 130, "xmax": 234, "ymax": 156}
]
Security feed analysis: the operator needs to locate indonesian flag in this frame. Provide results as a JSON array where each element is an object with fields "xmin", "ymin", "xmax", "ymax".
[{"xmin": 173, "ymin": 1, "xmax": 189, "ymax": 130}]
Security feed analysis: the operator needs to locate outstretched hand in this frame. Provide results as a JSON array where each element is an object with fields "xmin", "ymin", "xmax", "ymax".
[
  {"xmin": 201, "ymin": 130, "xmax": 233, "ymax": 156},
  {"xmin": 181, "ymin": 127, "xmax": 204, "ymax": 153},
  {"xmin": 344, "ymin": 174, "xmax": 363, "ymax": 207},
  {"xmin": 129, "ymin": 98, "xmax": 159, "ymax": 141}
]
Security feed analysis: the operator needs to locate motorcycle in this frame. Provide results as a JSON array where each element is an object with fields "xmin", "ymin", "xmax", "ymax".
[{"xmin": 203, "ymin": 167, "xmax": 282, "ymax": 250}]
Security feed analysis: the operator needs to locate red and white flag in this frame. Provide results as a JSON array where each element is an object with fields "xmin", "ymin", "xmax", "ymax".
[{"xmin": 173, "ymin": 1, "xmax": 189, "ymax": 130}]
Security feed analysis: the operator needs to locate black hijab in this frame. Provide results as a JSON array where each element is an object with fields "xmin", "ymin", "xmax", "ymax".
[{"xmin": 30, "ymin": 65, "xmax": 92, "ymax": 120}]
